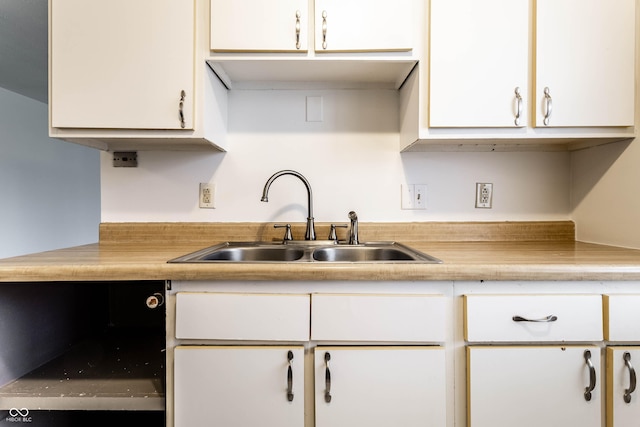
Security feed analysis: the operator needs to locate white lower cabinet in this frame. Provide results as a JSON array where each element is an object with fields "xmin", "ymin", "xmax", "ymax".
[
  {"xmin": 314, "ymin": 346, "xmax": 446, "ymax": 427},
  {"xmin": 174, "ymin": 346, "xmax": 304, "ymax": 427},
  {"xmin": 464, "ymin": 293, "xmax": 604, "ymax": 427},
  {"xmin": 607, "ymin": 347, "xmax": 640, "ymax": 426},
  {"xmin": 311, "ymin": 294, "xmax": 446, "ymax": 427},
  {"xmin": 174, "ymin": 345, "xmax": 446, "ymax": 427},
  {"xmin": 604, "ymin": 294, "xmax": 640, "ymax": 426},
  {"xmin": 169, "ymin": 287, "xmax": 448, "ymax": 427},
  {"xmin": 468, "ymin": 345, "xmax": 601, "ymax": 427},
  {"xmin": 168, "ymin": 282, "xmax": 640, "ymax": 427}
]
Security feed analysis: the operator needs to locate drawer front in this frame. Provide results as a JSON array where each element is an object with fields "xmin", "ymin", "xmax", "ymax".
[
  {"xmin": 311, "ymin": 294, "xmax": 445, "ymax": 342},
  {"xmin": 604, "ymin": 294, "xmax": 640, "ymax": 341},
  {"xmin": 464, "ymin": 294, "xmax": 603, "ymax": 343},
  {"xmin": 175, "ymin": 293, "xmax": 310, "ymax": 341}
]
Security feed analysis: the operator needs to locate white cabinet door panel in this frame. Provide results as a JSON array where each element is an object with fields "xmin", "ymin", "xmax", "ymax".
[
  {"xmin": 464, "ymin": 294, "xmax": 603, "ymax": 342},
  {"xmin": 604, "ymin": 295, "xmax": 640, "ymax": 341},
  {"xmin": 468, "ymin": 346, "xmax": 601, "ymax": 427},
  {"xmin": 314, "ymin": 346, "xmax": 446, "ymax": 427},
  {"xmin": 175, "ymin": 292, "xmax": 310, "ymax": 341},
  {"xmin": 174, "ymin": 346, "xmax": 304, "ymax": 427},
  {"xmin": 51, "ymin": 0, "xmax": 194, "ymax": 129},
  {"xmin": 607, "ymin": 347, "xmax": 640, "ymax": 427},
  {"xmin": 314, "ymin": 0, "xmax": 413, "ymax": 52},
  {"xmin": 210, "ymin": 0, "xmax": 308, "ymax": 52},
  {"xmin": 535, "ymin": 0, "xmax": 635, "ymax": 127},
  {"xmin": 311, "ymin": 294, "xmax": 445, "ymax": 342},
  {"xmin": 429, "ymin": 0, "xmax": 528, "ymax": 127}
]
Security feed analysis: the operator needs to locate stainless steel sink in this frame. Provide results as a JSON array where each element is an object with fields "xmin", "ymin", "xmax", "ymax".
[
  {"xmin": 169, "ymin": 241, "xmax": 442, "ymax": 264},
  {"xmin": 311, "ymin": 244, "xmax": 441, "ymax": 263},
  {"xmin": 169, "ymin": 242, "xmax": 305, "ymax": 263}
]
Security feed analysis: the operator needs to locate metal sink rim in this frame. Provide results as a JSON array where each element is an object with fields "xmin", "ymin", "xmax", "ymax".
[{"xmin": 168, "ymin": 241, "xmax": 442, "ymax": 264}]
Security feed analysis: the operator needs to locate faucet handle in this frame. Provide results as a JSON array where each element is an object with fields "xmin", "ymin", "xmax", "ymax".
[
  {"xmin": 274, "ymin": 224, "xmax": 293, "ymax": 242},
  {"xmin": 328, "ymin": 224, "xmax": 348, "ymax": 242}
]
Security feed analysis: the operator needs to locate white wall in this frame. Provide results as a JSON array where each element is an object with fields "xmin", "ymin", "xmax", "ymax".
[
  {"xmin": 0, "ymin": 88, "xmax": 100, "ymax": 258},
  {"xmin": 571, "ymin": 138, "xmax": 640, "ymax": 248},
  {"xmin": 570, "ymin": 0, "xmax": 640, "ymax": 249},
  {"xmin": 101, "ymin": 89, "xmax": 571, "ymax": 224}
]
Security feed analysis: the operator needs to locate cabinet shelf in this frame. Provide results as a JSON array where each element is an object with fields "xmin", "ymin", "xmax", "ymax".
[
  {"xmin": 0, "ymin": 331, "xmax": 165, "ymax": 411},
  {"xmin": 401, "ymin": 133, "xmax": 636, "ymax": 152},
  {"xmin": 207, "ymin": 58, "xmax": 417, "ymax": 90}
]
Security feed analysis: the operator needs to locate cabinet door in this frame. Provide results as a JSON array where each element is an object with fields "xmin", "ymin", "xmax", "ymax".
[
  {"xmin": 607, "ymin": 347, "xmax": 640, "ymax": 427},
  {"xmin": 174, "ymin": 346, "xmax": 304, "ymax": 427},
  {"xmin": 535, "ymin": 0, "xmax": 635, "ymax": 127},
  {"xmin": 314, "ymin": 0, "xmax": 413, "ymax": 52},
  {"xmin": 311, "ymin": 294, "xmax": 445, "ymax": 342},
  {"xmin": 464, "ymin": 294, "xmax": 603, "ymax": 343},
  {"xmin": 175, "ymin": 292, "xmax": 310, "ymax": 341},
  {"xmin": 50, "ymin": 0, "xmax": 194, "ymax": 130},
  {"xmin": 315, "ymin": 346, "xmax": 446, "ymax": 427},
  {"xmin": 210, "ymin": 0, "xmax": 308, "ymax": 52},
  {"xmin": 604, "ymin": 294, "xmax": 640, "ymax": 341},
  {"xmin": 429, "ymin": 0, "xmax": 528, "ymax": 128},
  {"xmin": 468, "ymin": 346, "xmax": 601, "ymax": 427}
]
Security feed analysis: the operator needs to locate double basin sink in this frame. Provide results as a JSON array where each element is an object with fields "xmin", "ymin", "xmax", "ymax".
[{"xmin": 169, "ymin": 241, "xmax": 442, "ymax": 264}]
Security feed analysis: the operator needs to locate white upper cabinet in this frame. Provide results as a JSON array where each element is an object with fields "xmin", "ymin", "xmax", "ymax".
[
  {"xmin": 535, "ymin": 0, "xmax": 636, "ymax": 127},
  {"xmin": 207, "ymin": 0, "xmax": 417, "ymax": 89},
  {"xmin": 402, "ymin": 0, "xmax": 636, "ymax": 150},
  {"xmin": 428, "ymin": 0, "xmax": 635, "ymax": 130},
  {"xmin": 210, "ymin": 0, "xmax": 308, "ymax": 52},
  {"xmin": 314, "ymin": 0, "xmax": 414, "ymax": 52},
  {"xmin": 49, "ymin": 0, "xmax": 227, "ymax": 152},
  {"xmin": 429, "ymin": 0, "xmax": 529, "ymax": 128},
  {"xmin": 50, "ymin": 0, "xmax": 195, "ymax": 130},
  {"xmin": 209, "ymin": 0, "xmax": 413, "ymax": 54}
]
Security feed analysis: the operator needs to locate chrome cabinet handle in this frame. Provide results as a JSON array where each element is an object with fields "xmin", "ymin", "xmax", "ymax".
[
  {"xmin": 324, "ymin": 352, "xmax": 332, "ymax": 403},
  {"xmin": 624, "ymin": 352, "xmax": 637, "ymax": 403},
  {"xmin": 543, "ymin": 87, "xmax": 552, "ymax": 126},
  {"xmin": 287, "ymin": 350, "xmax": 294, "ymax": 402},
  {"xmin": 584, "ymin": 350, "xmax": 596, "ymax": 401},
  {"xmin": 512, "ymin": 315, "xmax": 558, "ymax": 323},
  {"xmin": 514, "ymin": 87, "xmax": 523, "ymax": 126},
  {"xmin": 179, "ymin": 90, "xmax": 186, "ymax": 128},
  {"xmin": 321, "ymin": 10, "xmax": 327, "ymax": 49},
  {"xmin": 295, "ymin": 10, "xmax": 301, "ymax": 50}
]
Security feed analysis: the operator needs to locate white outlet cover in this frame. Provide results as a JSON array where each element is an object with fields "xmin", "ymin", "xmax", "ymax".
[{"xmin": 199, "ymin": 183, "xmax": 215, "ymax": 209}]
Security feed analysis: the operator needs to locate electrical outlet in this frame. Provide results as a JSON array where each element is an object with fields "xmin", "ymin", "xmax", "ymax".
[
  {"xmin": 113, "ymin": 152, "xmax": 137, "ymax": 167},
  {"xmin": 475, "ymin": 183, "xmax": 493, "ymax": 208},
  {"xmin": 199, "ymin": 183, "xmax": 215, "ymax": 209}
]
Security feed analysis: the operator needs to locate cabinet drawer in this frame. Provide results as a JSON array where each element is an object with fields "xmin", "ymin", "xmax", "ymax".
[
  {"xmin": 604, "ymin": 294, "xmax": 640, "ymax": 341},
  {"xmin": 464, "ymin": 294, "xmax": 603, "ymax": 343},
  {"xmin": 175, "ymin": 293, "xmax": 310, "ymax": 341},
  {"xmin": 311, "ymin": 294, "xmax": 445, "ymax": 342}
]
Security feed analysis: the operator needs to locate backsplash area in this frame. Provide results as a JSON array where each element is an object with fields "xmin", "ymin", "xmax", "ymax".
[{"xmin": 101, "ymin": 89, "xmax": 570, "ymax": 223}]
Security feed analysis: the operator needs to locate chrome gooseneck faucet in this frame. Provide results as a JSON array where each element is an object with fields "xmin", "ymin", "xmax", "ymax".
[
  {"xmin": 348, "ymin": 210, "xmax": 359, "ymax": 245},
  {"xmin": 261, "ymin": 170, "xmax": 316, "ymax": 240}
]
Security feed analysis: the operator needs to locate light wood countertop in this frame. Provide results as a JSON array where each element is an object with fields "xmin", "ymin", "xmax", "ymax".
[{"xmin": 1, "ymin": 222, "xmax": 640, "ymax": 282}]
